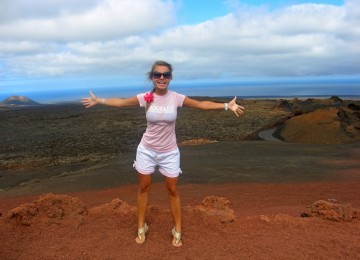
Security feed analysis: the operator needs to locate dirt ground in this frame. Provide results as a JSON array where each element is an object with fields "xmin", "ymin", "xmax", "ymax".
[{"xmin": 1, "ymin": 141, "xmax": 360, "ymax": 260}]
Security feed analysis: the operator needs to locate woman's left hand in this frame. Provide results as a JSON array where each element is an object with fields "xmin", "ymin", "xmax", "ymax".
[{"xmin": 228, "ymin": 97, "xmax": 245, "ymax": 117}]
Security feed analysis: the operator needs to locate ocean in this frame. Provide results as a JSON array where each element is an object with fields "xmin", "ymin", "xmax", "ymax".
[{"xmin": 1, "ymin": 79, "xmax": 359, "ymax": 104}]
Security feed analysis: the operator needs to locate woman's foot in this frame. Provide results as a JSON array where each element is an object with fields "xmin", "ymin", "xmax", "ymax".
[
  {"xmin": 171, "ymin": 227, "xmax": 182, "ymax": 247},
  {"xmin": 135, "ymin": 223, "xmax": 148, "ymax": 244}
]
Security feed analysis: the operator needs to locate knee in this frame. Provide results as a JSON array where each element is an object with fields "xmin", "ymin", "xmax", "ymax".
[
  {"xmin": 138, "ymin": 182, "xmax": 151, "ymax": 194},
  {"xmin": 166, "ymin": 185, "xmax": 178, "ymax": 197},
  {"xmin": 138, "ymin": 174, "xmax": 151, "ymax": 194}
]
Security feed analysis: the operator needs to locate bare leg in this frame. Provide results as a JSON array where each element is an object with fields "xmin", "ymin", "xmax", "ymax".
[
  {"xmin": 165, "ymin": 176, "xmax": 182, "ymax": 246},
  {"xmin": 136, "ymin": 173, "xmax": 152, "ymax": 243}
]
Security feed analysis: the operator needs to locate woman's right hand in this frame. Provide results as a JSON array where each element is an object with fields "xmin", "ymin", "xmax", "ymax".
[{"xmin": 81, "ymin": 91, "xmax": 99, "ymax": 108}]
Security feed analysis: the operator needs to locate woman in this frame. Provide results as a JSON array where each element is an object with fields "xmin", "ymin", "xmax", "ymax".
[{"xmin": 82, "ymin": 61, "xmax": 245, "ymax": 247}]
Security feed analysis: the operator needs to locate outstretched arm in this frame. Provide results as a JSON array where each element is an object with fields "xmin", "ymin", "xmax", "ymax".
[
  {"xmin": 81, "ymin": 91, "xmax": 138, "ymax": 108},
  {"xmin": 183, "ymin": 96, "xmax": 245, "ymax": 117}
]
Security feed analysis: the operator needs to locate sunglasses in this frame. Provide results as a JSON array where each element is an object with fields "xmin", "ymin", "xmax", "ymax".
[{"xmin": 152, "ymin": 71, "xmax": 172, "ymax": 79}]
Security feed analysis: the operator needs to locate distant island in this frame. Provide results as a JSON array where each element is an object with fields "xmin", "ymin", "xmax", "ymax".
[{"xmin": 0, "ymin": 96, "xmax": 41, "ymax": 107}]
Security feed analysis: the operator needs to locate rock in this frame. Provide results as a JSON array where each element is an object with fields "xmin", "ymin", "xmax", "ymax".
[
  {"xmin": 301, "ymin": 200, "xmax": 359, "ymax": 222},
  {"xmin": 348, "ymin": 103, "xmax": 360, "ymax": 111},
  {"xmin": 289, "ymin": 110, "xmax": 304, "ymax": 117},
  {"xmin": 337, "ymin": 108, "xmax": 350, "ymax": 124},
  {"xmin": 275, "ymin": 100, "xmax": 293, "ymax": 110},
  {"xmin": 89, "ymin": 199, "xmax": 136, "ymax": 215},
  {"xmin": 6, "ymin": 193, "xmax": 87, "ymax": 226},
  {"xmin": 329, "ymin": 96, "xmax": 343, "ymax": 103},
  {"xmin": 185, "ymin": 196, "xmax": 236, "ymax": 223}
]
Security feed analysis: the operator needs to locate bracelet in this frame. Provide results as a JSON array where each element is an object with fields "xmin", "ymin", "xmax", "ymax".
[{"xmin": 224, "ymin": 103, "xmax": 228, "ymax": 111}]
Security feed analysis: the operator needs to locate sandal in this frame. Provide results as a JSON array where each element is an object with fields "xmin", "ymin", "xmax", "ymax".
[
  {"xmin": 135, "ymin": 223, "xmax": 148, "ymax": 244},
  {"xmin": 171, "ymin": 227, "xmax": 182, "ymax": 247}
]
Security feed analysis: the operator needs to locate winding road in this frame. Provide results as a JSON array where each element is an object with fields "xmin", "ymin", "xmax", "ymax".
[{"xmin": 257, "ymin": 128, "xmax": 282, "ymax": 142}]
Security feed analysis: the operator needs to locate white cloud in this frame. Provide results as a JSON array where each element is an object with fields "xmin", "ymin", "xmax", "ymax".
[
  {"xmin": 0, "ymin": 0, "xmax": 359, "ymax": 82},
  {"xmin": 141, "ymin": 1, "xmax": 359, "ymax": 78},
  {"xmin": 0, "ymin": 0, "xmax": 99, "ymax": 22},
  {"xmin": 0, "ymin": 0, "xmax": 176, "ymax": 41},
  {"xmin": 0, "ymin": 41, "xmax": 47, "ymax": 56}
]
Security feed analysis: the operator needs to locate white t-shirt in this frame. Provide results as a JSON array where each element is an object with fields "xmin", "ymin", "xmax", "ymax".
[{"xmin": 137, "ymin": 90, "xmax": 186, "ymax": 153}]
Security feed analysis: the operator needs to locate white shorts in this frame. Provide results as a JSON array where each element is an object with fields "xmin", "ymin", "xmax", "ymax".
[{"xmin": 133, "ymin": 143, "xmax": 182, "ymax": 178}]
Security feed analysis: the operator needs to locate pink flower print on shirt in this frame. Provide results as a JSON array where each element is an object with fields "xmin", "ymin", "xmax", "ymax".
[{"xmin": 144, "ymin": 92, "xmax": 154, "ymax": 103}]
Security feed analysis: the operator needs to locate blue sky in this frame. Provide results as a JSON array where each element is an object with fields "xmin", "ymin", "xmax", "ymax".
[{"xmin": 0, "ymin": 0, "xmax": 359, "ymax": 102}]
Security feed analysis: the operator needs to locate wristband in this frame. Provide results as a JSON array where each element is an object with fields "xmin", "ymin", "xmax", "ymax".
[{"xmin": 224, "ymin": 103, "xmax": 228, "ymax": 111}]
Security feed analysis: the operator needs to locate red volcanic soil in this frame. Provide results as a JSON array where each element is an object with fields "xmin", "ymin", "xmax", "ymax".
[{"xmin": 1, "ymin": 178, "xmax": 360, "ymax": 259}]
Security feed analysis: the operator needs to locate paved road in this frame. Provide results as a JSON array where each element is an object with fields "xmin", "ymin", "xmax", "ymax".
[{"xmin": 258, "ymin": 128, "xmax": 282, "ymax": 142}]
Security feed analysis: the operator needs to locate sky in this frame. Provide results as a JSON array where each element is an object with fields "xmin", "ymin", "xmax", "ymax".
[{"xmin": 0, "ymin": 0, "xmax": 359, "ymax": 102}]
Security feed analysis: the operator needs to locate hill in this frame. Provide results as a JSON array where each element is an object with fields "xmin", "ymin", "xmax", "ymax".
[{"xmin": 0, "ymin": 96, "xmax": 41, "ymax": 107}]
